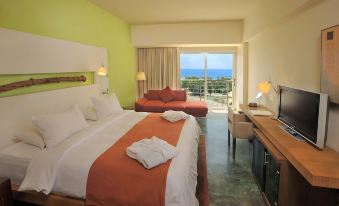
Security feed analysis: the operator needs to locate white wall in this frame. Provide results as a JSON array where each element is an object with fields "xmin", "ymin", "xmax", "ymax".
[
  {"xmin": 131, "ymin": 21, "xmax": 243, "ymax": 47},
  {"xmin": 245, "ymin": 0, "xmax": 339, "ymax": 151},
  {"xmin": 236, "ymin": 43, "xmax": 249, "ymax": 108},
  {"xmin": 0, "ymin": 28, "xmax": 107, "ymax": 74},
  {"xmin": 244, "ymin": 0, "xmax": 325, "ymax": 41}
]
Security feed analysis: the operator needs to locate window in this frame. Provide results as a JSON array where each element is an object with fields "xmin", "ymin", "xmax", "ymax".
[{"xmin": 180, "ymin": 52, "xmax": 234, "ymax": 109}]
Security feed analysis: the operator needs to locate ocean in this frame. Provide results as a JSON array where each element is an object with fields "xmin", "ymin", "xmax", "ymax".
[{"xmin": 181, "ymin": 68, "xmax": 232, "ymax": 80}]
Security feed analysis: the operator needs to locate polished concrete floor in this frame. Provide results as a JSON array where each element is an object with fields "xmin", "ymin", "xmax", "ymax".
[{"xmin": 197, "ymin": 112, "xmax": 265, "ymax": 206}]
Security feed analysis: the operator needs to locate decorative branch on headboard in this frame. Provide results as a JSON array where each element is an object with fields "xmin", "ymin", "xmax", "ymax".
[{"xmin": 0, "ymin": 75, "xmax": 86, "ymax": 93}]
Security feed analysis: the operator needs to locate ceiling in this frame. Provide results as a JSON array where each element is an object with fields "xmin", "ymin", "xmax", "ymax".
[{"xmin": 89, "ymin": 0, "xmax": 261, "ymax": 25}]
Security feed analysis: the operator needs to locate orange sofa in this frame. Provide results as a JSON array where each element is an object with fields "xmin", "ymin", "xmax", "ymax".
[{"xmin": 135, "ymin": 89, "xmax": 208, "ymax": 117}]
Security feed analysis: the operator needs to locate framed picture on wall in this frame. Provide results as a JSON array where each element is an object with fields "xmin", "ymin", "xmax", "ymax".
[{"xmin": 321, "ymin": 25, "xmax": 339, "ymax": 104}]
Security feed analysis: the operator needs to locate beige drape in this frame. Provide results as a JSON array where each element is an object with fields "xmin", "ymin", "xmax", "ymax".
[{"xmin": 137, "ymin": 47, "xmax": 180, "ymax": 98}]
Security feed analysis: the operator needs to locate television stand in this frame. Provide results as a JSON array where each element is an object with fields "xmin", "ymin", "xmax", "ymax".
[
  {"xmin": 279, "ymin": 124, "xmax": 305, "ymax": 141},
  {"xmin": 240, "ymin": 104, "xmax": 339, "ymax": 206}
]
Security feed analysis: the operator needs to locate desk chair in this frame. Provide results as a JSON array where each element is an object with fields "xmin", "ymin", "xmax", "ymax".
[{"xmin": 227, "ymin": 107, "xmax": 254, "ymax": 159}]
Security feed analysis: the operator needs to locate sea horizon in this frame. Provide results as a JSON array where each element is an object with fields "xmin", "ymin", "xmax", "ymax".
[{"xmin": 181, "ymin": 68, "xmax": 232, "ymax": 80}]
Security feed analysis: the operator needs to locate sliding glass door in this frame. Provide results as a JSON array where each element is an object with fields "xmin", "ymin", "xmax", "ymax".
[{"xmin": 180, "ymin": 52, "xmax": 234, "ymax": 110}]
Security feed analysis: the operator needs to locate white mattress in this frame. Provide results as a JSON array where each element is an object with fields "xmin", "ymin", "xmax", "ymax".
[
  {"xmin": 15, "ymin": 110, "xmax": 200, "ymax": 206},
  {"xmin": 0, "ymin": 142, "xmax": 41, "ymax": 184}
]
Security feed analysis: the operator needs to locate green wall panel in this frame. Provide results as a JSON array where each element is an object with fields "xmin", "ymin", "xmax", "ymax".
[
  {"xmin": 0, "ymin": 72, "xmax": 94, "ymax": 98},
  {"xmin": 0, "ymin": 0, "xmax": 136, "ymax": 106}
]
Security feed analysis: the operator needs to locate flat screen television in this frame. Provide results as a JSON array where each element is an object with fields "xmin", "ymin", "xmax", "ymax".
[{"xmin": 277, "ymin": 86, "xmax": 329, "ymax": 149}]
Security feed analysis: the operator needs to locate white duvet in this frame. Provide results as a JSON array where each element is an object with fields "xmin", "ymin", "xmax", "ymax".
[{"xmin": 19, "ymin": 110, "xmax": 200, "ymax": 206}]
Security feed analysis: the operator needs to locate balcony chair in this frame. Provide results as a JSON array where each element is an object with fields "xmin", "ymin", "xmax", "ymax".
[{"xmin": 227, "ymin": 107, "xmax": 254, "ymax": 159}]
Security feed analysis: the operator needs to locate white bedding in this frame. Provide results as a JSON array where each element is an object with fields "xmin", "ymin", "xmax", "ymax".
[
  {"xmin": 19, "ymin": 110, "xmax": 201, "ymax": 206},
  {"xmin": 1, "ymin": 142, "xmax": 41, "ymax": 159},
  {"xmin": 0, "ymin": 142, "xmax": 41, "ymax": 184}
]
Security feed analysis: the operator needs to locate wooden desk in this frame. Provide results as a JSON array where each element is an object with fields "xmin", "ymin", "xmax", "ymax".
[{"xmin": 240, "ymin": 104, "xmax": 339, "ymax": 189}]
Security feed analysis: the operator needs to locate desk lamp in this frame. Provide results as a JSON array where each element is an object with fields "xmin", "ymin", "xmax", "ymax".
[{"xmin": 256, "ymin": 80, "xmax": 277, "ymax": 105}]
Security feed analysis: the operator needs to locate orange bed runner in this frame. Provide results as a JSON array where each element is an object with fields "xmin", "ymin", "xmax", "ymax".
[{"xmin": 86, "ymin": 113, "xmax": 186, "ymax": 206}]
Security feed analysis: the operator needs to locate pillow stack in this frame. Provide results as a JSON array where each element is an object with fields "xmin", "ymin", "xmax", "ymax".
[
  {"xmin": 32, "ymin": 106, "xmax": 88, "ymax": 149},
  {"xmin": 91, "ymin": 94, "xmax": 123, "ymax": 120},
  {"xmin": 14, "ymin": 129, "xmax": 45, "ymax": 149},
  {"xmin": 14, "ymin": 94, "xmax": 123, "ymax": 150},
  {"xmin": 158, "ymin": 86, "xmax": 176, "ymax": 102}
]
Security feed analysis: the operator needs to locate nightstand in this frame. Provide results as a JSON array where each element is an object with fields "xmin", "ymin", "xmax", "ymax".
[{"xmin": 0, "ymin": 178, "xmax": 13, "ymax": 206}]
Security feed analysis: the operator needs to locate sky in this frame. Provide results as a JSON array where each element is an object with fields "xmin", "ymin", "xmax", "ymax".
[{"xmin": 180, "ymin": 53, "xmax": 233, "ymax": 69}]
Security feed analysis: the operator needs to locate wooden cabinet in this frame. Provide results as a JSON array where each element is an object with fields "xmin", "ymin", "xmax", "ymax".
[
  {"xmin": 264, "ymin": 150, "xmax": 280, "ymax": 206},
  {"xmin": 252, "ymin": 130, "xmax": 286, "ymax": 206},
  {"xmin": 241, "ymin": 104, "xmax": 339, "ymax": 206},
  {"xmin": 0, "ymin": 178, "xmax": 13, "ymax": 206},
  {"xmin": 240, "ymin": 104, "xmax": 339, "ymax": 189},
  {"xmin": 252, "ymin": 138, "xmax": 265, "ymax": 191},
  {"xmin": 252, "ymin": 129, "xmax": 337, "ymax": 206}
]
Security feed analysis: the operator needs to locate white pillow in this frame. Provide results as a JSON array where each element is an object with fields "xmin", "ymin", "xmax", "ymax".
[
  {"xmin": 32, "ymin": 106, "xmax": 88, "ymax": 149},
  {"xmin": 82, "ymin": 107, "xmax": 98, "ymax": 121},
  {"xmin": 91, "ymin": 94, "xmax": 123, "ymax": 119},
  {"xmin": 14, "ymin": 129, "xmax": 45, "ymax": 149}
]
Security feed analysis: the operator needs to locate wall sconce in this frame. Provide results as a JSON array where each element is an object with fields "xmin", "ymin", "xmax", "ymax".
[
  {"xmin": 97, "ymin": 65, "xmax": 108, "ymax": 77},
  {"xmin": 137, "ymin": 71, "xmax": 146, "ymax": 81},
  {"xmin": 96, "ymin": 65, "xmax": 109, "ymax": 95}
]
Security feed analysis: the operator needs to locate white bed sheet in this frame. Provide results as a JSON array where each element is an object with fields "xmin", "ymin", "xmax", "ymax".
[
  {"xmin": 0, "ymin": 142, "xmax": 41, "ymax": 184},
  {"xmin": 1, "ymin": 142, "xmax": 41, "ymax": 159},
  {"xmin": 19, "ymin": 110, "xmax": 201, "ymax": 206}
]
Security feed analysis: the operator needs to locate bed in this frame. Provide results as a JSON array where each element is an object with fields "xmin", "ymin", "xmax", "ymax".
[
  {"xmin": 0, "ymin": 86, "xmax": 201, "ymax": 206},
  {"xmin": 0, "ymin": 28, "xmax": 202, "ymax": 206}
]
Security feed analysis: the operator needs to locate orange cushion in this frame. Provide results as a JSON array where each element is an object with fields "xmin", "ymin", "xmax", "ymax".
[
  {"xmin": 158, "ymin": 86, "xmax": 176, "ymax": 102},
  {"xmin": 142, "ymin": 100, "xmax": 165, "ymax": 112},
  {"xmin": 163, "ymin": 101, "xmax": 187, "ymax": 111},
  {"xmin": 173, "ymin": 90, "xmax": 187, "ymax": 101},
  {"xmin": 145, "ymin": 90, "xmax": 161, "ymax": 100},
  {"xmin": 185, "ymin": 101, "xmax": 208, "ymax": 115}
]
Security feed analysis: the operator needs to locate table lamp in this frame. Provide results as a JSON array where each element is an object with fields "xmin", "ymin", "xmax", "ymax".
[
  {"xmin": 137, "ymin": 72, "xmax": 146, "ymax": 98},
  {"xmin": 256, "ymin": 80, "xmax": 277, "ymax": 105},
  {"xmin": 137, "ymin": 72, "xmax": 146, "ymax": 81}
]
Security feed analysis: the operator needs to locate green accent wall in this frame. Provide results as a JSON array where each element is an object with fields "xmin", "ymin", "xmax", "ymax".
[
  {"xmin": 0, "ymin": 72, "xmax": 94, "ymax": 98},
  {"xmin": 0, "ymin": 0, "xmax": 136, "ymax": 106}
]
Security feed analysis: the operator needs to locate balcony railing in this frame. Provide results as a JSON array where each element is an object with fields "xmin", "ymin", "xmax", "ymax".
[{"xmin": 181, "ymin": 79, "xmax": 233, "ymax": 108}]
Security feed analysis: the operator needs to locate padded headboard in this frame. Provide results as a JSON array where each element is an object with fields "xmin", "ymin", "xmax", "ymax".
[
  {"xmin": 0, "ymin": 84, "xmax": 100, "ymax": 149},
  {"xmin": 0, "ymin": 28, "xmax": 108, "ymax": 149}
]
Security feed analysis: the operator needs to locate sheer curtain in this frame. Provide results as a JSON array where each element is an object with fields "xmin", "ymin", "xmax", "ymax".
[{"xmin": 137, "ymin": 47, "xmax": 180, "ymax": 98}]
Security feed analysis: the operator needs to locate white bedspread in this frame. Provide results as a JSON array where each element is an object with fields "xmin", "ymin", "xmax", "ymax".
[
  {"xmin": 19, "ymin": 110, "xmax": 200, "ymax": 206},
  {"xmin": 0, "ymin": 142, "xmax": 41, "ymax": 184}
]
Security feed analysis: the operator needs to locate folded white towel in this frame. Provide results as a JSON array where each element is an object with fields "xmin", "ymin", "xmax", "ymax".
[
  {"xmin": 126, "ymin": 136, "xmax": 178, "ymax": 169},
  {"xmin": 162, "ymin": 110, "xmax": 189, "ymax": 122}
]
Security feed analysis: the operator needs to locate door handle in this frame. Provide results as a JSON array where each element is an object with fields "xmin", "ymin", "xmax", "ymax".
[{"xmin": 264, "ymin": 151, "xmax": 270, "ymax": 165}]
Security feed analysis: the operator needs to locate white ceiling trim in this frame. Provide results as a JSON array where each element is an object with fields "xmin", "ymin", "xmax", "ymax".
[{"xmin": 89, "ymin": 0, "xmax": 262, "ymax": 25}]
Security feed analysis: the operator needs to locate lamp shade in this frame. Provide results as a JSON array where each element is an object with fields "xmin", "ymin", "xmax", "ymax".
[
  {"xmin": 97, "ymin": 66, "xmax": 108, "ymax": 76},
  {"xmin": 257, "ymin": 81, "xmax": 271, "ymax": 94},
  {"xmin": 137, "ymin": 72, "xmax": 146, "ymax": 81}
]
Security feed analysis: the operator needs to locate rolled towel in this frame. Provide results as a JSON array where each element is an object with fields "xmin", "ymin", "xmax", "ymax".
[
  {"xmin": 162, "ymin": 110, "xmax": 189, "ymax": 122},
  {"xmin": 126, "ymin": 136, "xmax": 178, "ymax": 169}
]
